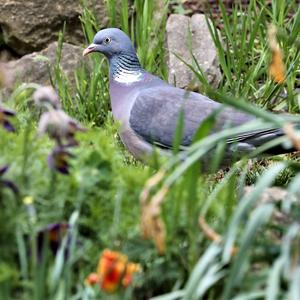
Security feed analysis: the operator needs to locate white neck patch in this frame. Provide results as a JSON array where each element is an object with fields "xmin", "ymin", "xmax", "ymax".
[{"xmin": 113, "ymin": 69, "xmax": 143, "ymax": 84}]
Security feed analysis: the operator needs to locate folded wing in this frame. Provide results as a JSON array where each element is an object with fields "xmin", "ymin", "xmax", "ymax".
[{"xmin": 129, "ymin": 86, "xmax": 286, "ymax": 153}]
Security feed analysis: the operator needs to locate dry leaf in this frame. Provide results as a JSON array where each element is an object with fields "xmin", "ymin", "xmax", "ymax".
[
  {"xmin": 199, "ymin": 216, "xmax": 222, "ymax": 243},
  {"xmin": 199, "ymin": 216, "xmax": 238, "ymax": 256},
  {"xmin": 283, "ymin": 123, "xmax": 300, "ymax": 150},
  {"xmin": 140, "ymin": 172, "xmax": 168, "ymax": 254},
  {"xmin": 140, "ymin": 171, "xmax": 165, "ymax": 205},
  {"xmin": 268, "ymin": 24, "xmax": 286, "ymax": 84}
]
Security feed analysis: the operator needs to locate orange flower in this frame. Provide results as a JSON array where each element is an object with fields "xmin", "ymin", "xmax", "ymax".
[
  {"xmin": 122, "ymin": 262, "xmax": 142, "ymax": 287},
  {"xmin": 97, "ymin": 249, "xmax": 128, "ymax": 293},
  {"xmin": 84, "ymin": 249, "xmax": 141, "ymax": 293},
  {"xmin": 85, "ymin": 273, "xmax": 100, "ymax": 286}
]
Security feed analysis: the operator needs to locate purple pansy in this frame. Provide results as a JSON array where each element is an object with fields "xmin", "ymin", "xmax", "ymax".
[
  {"xmin": 34, "ymin": 86, "xmax": 87, "ymax": 176},
  {"xmin": 0, "ymin": 165, "xmax": 19, "ymax": 194},
  {"xmin": 37, "ymin": 223, "xmax": 71, "ymax": 258},
  {"xmin": 0, "ymin": 107, "xmax": 15, "ymax": 132},
  {"xmin": 38, "ymin": 109, "xmax": 86, "ymax": 147},
  {"xmin": 47, "ymin": 147, "xmax": 74, "ymax": 175},
  {"xmin": 33, "ymin": 86, "xmax": 61, "ymax": 110}
]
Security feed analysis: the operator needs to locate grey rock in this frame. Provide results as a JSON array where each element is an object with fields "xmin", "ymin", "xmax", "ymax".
[
  {"xmin": 0, "ymin": 48, "xmax": 18, "ymax": 62},
  {"xmin": 244, "ymin": 186, "xmax": 297, "ymax": 205},
  {"xmin": 0, "ymin": 42, "xmax": 85, "ymax": 89},
  {"xmin": 244, "ymin": 185, "xmax": 297, "ymax": 226},
  {"xmin": 0, "ymin": 0, "xmax": 107, "ymax": 56},
  {"xmin": 166, "ymin": 14, "xmax": 221, "ymax": 90}
]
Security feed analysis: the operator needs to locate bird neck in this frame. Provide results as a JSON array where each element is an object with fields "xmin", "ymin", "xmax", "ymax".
[{"xmin": 109, "ymin": 53, "xmax": 144, "ymax": 84}]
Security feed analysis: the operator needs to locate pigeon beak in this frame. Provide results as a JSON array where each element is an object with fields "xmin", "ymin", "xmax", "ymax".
[{"xmin": 83, "ymin": 43, "xmax": 97, "ymax": 56}]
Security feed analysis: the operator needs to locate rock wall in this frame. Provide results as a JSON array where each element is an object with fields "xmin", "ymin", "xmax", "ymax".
[
  {"xmin": 2, "ymin": 42, "xmax": 85, "ymax": 89},
  {"xmin": 166, "ymin": 14, "xmax": 221, "ymax": 90},
  {"xmin": 0, "ymin": 0, "xmax": 107, "ymax": 56},
  {"xmin": 0, "ymin": 0, "xmax": 221, "ymax": 93},
  {"xmin": 0, "ymin": 0, "xmax": 107, "ymax": 92}
]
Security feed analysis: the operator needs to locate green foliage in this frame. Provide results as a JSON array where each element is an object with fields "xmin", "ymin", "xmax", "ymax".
[
  {"xmin": 52, "ymin": 18, "xmax": 110, "ymax": 126},
  {"xmin": 105, "ymin": 0, "xmax": 168, "ymax": 78},
  {"xmin": 188, "ymin": 0, "xmax": 300, "ymax": 113},
  {"xmin": 49, "ymin": 0, "xmax": 168, "ymax": 127}
]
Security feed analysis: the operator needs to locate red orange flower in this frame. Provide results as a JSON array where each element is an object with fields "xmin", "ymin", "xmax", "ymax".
[
  {"xmin": 85, "ymin": 273, "xmax": 100, "ymax": 286},
  {"xmin": 122, "ymin": 262, "xmax": 141, "ymax": 287},
  {"xmin": 85, "ymin": 249, "xmax": 141, "ymax": 293}
]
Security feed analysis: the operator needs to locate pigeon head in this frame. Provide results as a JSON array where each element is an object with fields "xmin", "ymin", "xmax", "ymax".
[
  {"xmin": 83, "ymin": 28, "xmax": 143, "ymax": 82},
  {"xmin": 83, "ymin": 28, "xmax": 136, "ymax": 59}
]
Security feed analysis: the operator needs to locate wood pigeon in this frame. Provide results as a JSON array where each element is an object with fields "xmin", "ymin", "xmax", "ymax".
[{"xmin": 83, "ymin": 28, "xmax": 294, "ymax": 167}]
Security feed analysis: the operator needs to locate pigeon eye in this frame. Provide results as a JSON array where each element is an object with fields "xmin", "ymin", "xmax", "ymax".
[{"xmin": 104, "ymin": 37, "xmax": 111, "ymax": 44}]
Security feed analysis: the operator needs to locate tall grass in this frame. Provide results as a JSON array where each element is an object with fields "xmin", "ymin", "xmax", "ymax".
[
  {"xmin": 150, "ymin": 1, "xmax": 300, "ymax": 299},
  {"xmin": 1, "ymin": 0, "xmax": 300, "ymax": 300},
  {"xmin": 50, "ymin": 0, "xmax": 168, "ymax": 126},
  {"xmin": 204, "ymin": 0, "xmax": 300, "ymax": 112}
]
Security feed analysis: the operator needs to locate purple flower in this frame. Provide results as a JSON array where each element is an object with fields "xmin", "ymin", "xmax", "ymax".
[
  {"xmin": 38, "ymin": 109, "xmax": 85, "ymax": 147},
  {"xmin": 33, "ymin": 86, "xmax": 61, "ymax": 110},
  {"xmin": 0, "ymin": 165, "xmax": 9, "ymax": 176},
  {"xmin": 37, "ymin": 223, "xmax": 70, "ymax": 258},
  {"xmin": 47, "ymin": 147, "xmax": 74, "ymax": 175},
  {"xmin": 0, "ymin": 107, "xmax": 15, "ymax": 132},
  {"xmin": 0, "ymin": 165, "xmax": 19, "ymax": 194}
]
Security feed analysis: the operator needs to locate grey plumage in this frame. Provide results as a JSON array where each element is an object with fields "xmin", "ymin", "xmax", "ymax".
[
  {"xmin": 83, "ymin": 28, "xmax": 293, "ymax": 168},
  {"xmin": 130, "ymin": 86, "xmax": 253, "ymax": 148}
]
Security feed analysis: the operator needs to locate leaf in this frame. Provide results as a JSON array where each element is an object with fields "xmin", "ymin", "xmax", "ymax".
[
  {"xmin": 289, "ymin": 266, "xmax": 300, "ymax": 300},
  {"xmin": 266, "ymin": 257, "xmax": 285, "ymax": 300},
  {"xmin": 222, "ymin": 204, "xmax": 274, "ymax": 300},
  {"xmin": 150, "ymin": 290, "xmax": 185, "ymax": 300},
  {"xmin": 183, "ymin": 244, "xmax": 222, "ymax": 300},
  {"xmin": 223, "ymin": 162, "xmax": 287, "ymax": 263},
  {"xmin": 231, "ymin": 291, "xmax": 266, "ymax": 300},
  {"xmin": 196, "ymin": 263, "xmax": 226, "ymax": 298}
]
